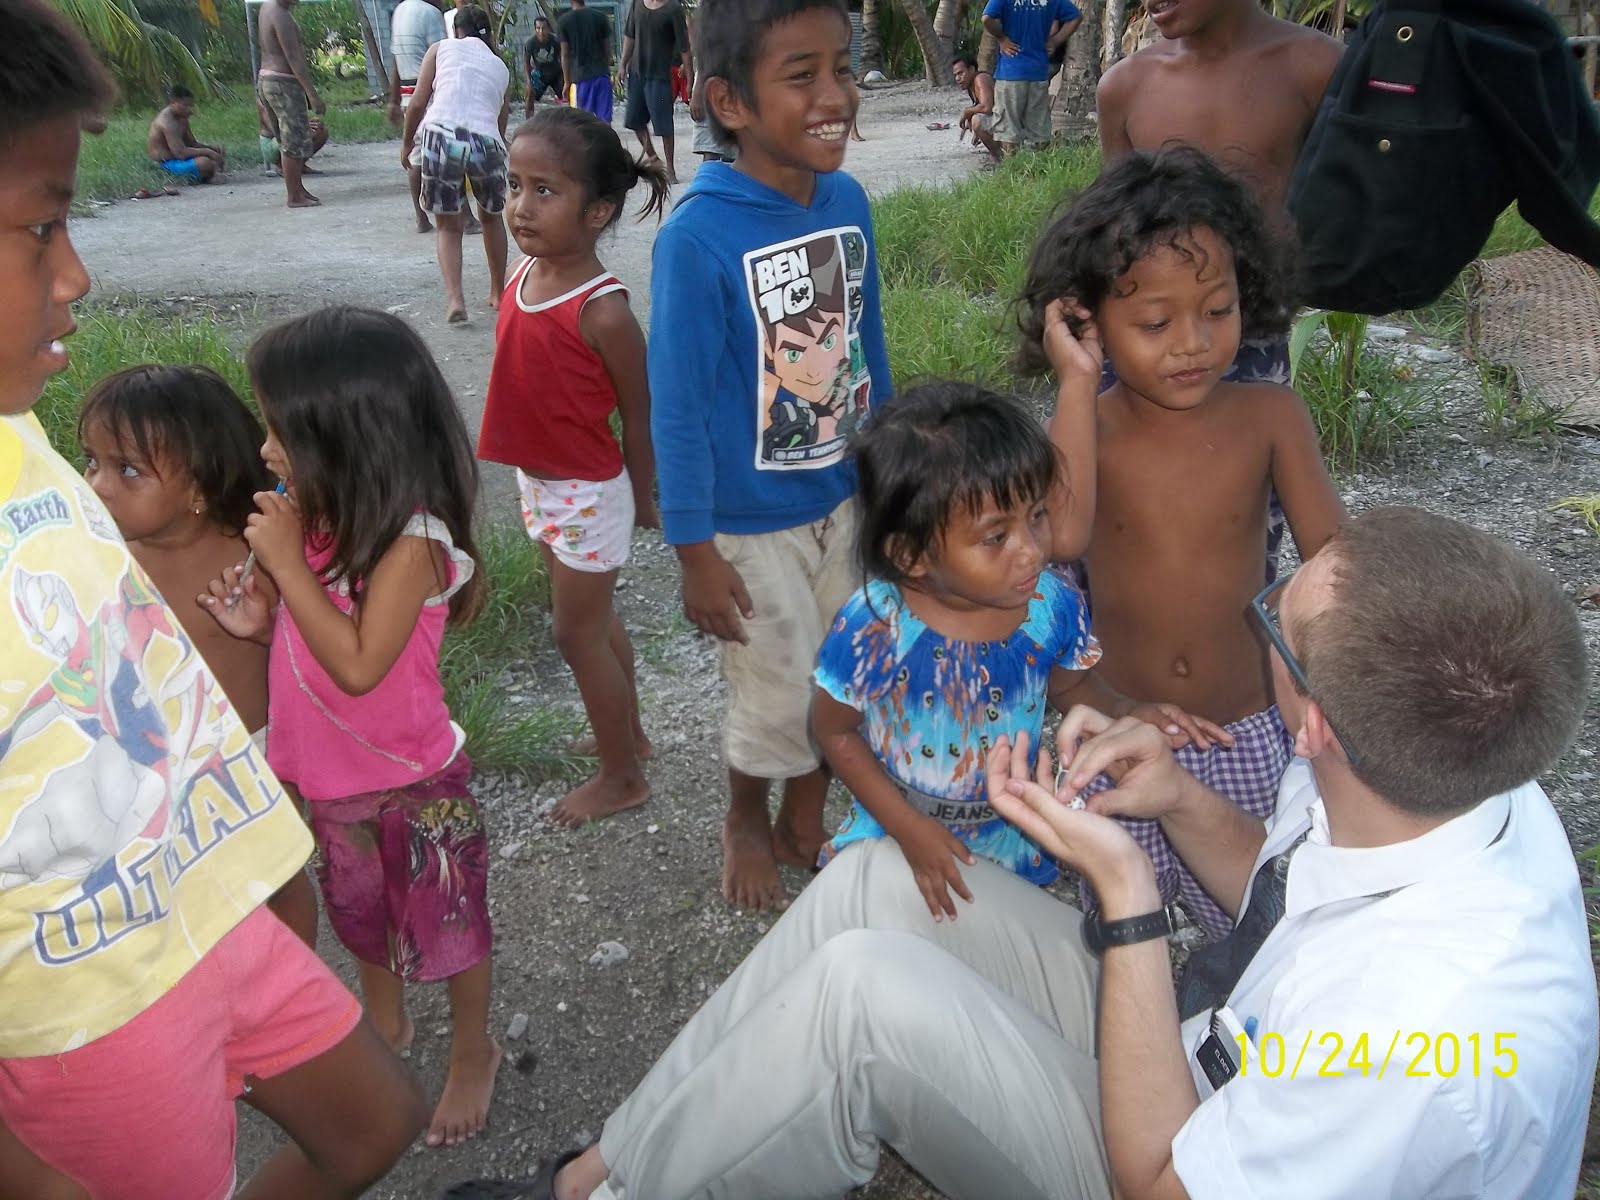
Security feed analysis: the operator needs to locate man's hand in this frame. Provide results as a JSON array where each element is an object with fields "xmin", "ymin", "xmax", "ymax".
[
  {"xmin": 309, "ymin": 90, "xmax": 327, "ymax": 115},
  {"xmin": 1053, "ymin": 707, "xmax": 1198, "ymax": 823},
  {"xmin": 680, "ymin": 546, "xmax": 753, "ymax": 643},
  {"xmin": 1041, "ymin": 296, "xmax": 1104, "ymax": 387},
  {"xmin": 387, "ymin": 99, "xmax": 402, "ymax": 125},
  {"xmin": 998, "ymin": 35, "xmax": 1021, "ymax": 56},
  {"xmin": 401, "ymin": 140, "xmax": 415, "ymax": 170},
  {"xmin": 891, "ymin": 812, "xmax": 977, "ymax": 921},
  {"xmin": 985, "ymin": 729, "xmax": 1157, "ymax": 907},
  {"xmin": 634, "ymin": 497, "xmax": 661, "ymax": 530}
]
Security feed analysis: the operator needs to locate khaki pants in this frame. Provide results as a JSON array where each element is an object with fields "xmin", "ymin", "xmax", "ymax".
[
  {"xmin": 594, "ymin": 839, "xmax": 1115, "ymax": 1200},
  {"xmin": 993, "ymin": 78, "xmax": 1053, "ymax": 147}
]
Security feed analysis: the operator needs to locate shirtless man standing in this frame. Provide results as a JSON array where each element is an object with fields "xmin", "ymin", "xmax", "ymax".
[
  {"xmin": 146, "ymin": 86, "xmax": 224, "ymax": 182},
  {"xmin": 256, "ymin": 0, "xmax": 326, "ymax": 208}
]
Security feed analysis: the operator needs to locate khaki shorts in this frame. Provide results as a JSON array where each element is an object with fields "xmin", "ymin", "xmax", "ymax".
[
  {"xmin": 713, "ymin": 499, "xmax": 858, "ymax": 779},
  {"xmin": 992, "ymin": 78, "xmax": 1053, "ymax": 147},
  {"xmin": 257, "ymin": 74, "xmax": 314, "ymax": 159}
]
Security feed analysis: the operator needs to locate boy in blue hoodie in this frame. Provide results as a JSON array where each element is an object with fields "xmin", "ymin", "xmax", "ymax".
[{"xmin": 648, "ymin": 0, "xmax": 891, "ymax": 912}]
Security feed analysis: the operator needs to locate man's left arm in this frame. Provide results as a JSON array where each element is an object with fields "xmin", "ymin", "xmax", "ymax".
[
  {"xmin": 1048, "ymin": 1, "xmax": 1083, "ymax": 51},
  {"xmin": 675, "ymin": 6, "xmax": 693, "ymax": 90}
]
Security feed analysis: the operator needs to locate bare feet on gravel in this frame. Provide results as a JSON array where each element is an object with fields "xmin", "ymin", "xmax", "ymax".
[
  {"xmin": 287, "ymin": 191, "xmax": 320, "ymax": 208},
  {"xmin": 569, "ymin": 731, "xmax": 654, "ymax": 760},
  {"xmin": 550, "ymin": 770, "xmax": 650, "ymax": 827},
  {"xmin": 722, "ymin": 802, "xmax": 787, "ymax": 911},
  {"xmin": 417, "ymin": 214, "xmax": 433, "ymax": 233},
  {"xmin": 770, "ymin": 812, "xmax": 821, "ymax": 871},
  {"xmin": 427, "ymin": 1037, "xmax": 502, "ymax": 1147},
  {"xmin": 447, "ymin": 306, "xmax": 468, "ymax": 324}
]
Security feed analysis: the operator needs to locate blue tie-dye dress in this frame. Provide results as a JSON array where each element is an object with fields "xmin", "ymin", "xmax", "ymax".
[{"xmin": 814, "ymin": 572, "xmax": 1101, "ymax": 885}]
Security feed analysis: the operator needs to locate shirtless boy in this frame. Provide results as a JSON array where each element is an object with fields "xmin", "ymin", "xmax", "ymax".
[
  {"xmin": 146, "ymin": 85, "xmax": 224, "ymax": 182},
  {"xmin": 1020, "ymin": 146, "xmax": 1345, "ymax": 936},
  {"xmin": 256, "ymin": 0, "xmax": 326, "ymax": 207}
]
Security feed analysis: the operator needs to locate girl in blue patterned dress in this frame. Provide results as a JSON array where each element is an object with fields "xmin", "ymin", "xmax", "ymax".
[{"xmin": 812, "ymin": 382, "xmax": 1227, "ymax": 920}]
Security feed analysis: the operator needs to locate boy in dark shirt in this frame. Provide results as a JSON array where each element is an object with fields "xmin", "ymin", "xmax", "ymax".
[{"xmin": 559, "ymin": 0, "xmax": 615, "ymax": 122}]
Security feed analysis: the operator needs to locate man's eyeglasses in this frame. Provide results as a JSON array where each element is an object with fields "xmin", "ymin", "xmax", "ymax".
[{"xmin": 1250, "ymin": 573, "xmax": 1360, "ymax": 766}]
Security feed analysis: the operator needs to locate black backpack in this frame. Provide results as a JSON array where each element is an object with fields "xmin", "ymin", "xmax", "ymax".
[{"xmin": 1288, "ymin": 0, "xmax": 1600, "ymax": 314}]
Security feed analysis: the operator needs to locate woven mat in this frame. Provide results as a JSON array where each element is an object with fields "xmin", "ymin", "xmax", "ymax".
[{"xmin": 1467, "ymin": 247, "xmax": 1600, "ymax": 427}]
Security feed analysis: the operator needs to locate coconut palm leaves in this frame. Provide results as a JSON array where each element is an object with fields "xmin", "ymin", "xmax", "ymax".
[{"xmin": 49, "ymin": 0, "xmax": 211, "ymax": 102}]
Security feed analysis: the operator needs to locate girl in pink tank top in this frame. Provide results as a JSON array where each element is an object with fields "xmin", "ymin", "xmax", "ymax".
[{"xmin": 200, "ymin": 306, "xmax": 499, "ymax": 1150}]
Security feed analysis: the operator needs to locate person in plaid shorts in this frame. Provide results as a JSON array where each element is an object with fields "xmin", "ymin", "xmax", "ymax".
[{"xmin": 1021, "ymin": 148, "xmax": 1347, "ymax": 938}]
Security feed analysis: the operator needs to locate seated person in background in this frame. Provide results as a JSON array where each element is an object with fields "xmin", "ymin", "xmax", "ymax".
[
  {"xmin": 146, "ymin": 85, "xmax": 224, "ymax": 182},
  {"xmin": 953, "ymin": 52, "xmax": 998, "ymax": 159},
  {"xmin": 258, "ymin": 95, "xmax": 326, "ymax": 175}
]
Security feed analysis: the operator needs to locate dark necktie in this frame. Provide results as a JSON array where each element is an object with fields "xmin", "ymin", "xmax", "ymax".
[{"xmin": 1176, "ymin": 831, "xmax": 1309, "ymax": 1020}]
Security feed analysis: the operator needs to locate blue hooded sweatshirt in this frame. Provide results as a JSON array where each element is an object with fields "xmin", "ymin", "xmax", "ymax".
[{"xmin": 647, "ymin": 163, "xmax": 892, "ymax": 545}]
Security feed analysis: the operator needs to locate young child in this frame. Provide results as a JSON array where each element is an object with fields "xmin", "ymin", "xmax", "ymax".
[
  {"xmin": 1096, "ymin": 0, "xmax": 1343, "ymax": 576},
  {"xmin": 812, "ymin": 382, "xmax": 1229, "ymax": 921},
  {"xmin": 78, "ymin": 364, "xmax": 318, "ymax": 947},
  {"xmin": 650, "ymin": 0, "xmax": 891, "ymax": 912},
  {"xmin": 0, "ymin": 4, "xmax": 425, "ymax": 1195},
  {"xmin": 1018, "ymin": 145, "xmax": 1346, "ymax": 937},
  {"xmin": 478, "ymin": 106, "xmax": 667, "ymax": 826},
  {"xmin": 200, "ymin": 305, "xmax": 499, "ymax": 1149}
]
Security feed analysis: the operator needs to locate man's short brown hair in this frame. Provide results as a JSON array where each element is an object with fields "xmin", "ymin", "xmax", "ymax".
[{"xmin": 1297, "ymin": 506, "xmax": 1587, "ymax": 816}]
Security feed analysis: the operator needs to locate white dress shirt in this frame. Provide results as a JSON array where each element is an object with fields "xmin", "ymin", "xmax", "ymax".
[{"xmin": 1172, "ymin": 760, "xmax": 1596, "ymax": 1198}]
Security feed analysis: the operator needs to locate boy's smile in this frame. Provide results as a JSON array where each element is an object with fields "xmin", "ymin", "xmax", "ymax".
[
  {"xmin": 712, "ymin": 7, "xmax": 858, "ymax": 204},
  {"xmin": 1, "ymin": 115, "xmax": 89, "ymax": 416}
]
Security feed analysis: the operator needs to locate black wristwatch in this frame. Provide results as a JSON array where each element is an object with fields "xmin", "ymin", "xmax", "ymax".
[{"xmin": 1082, "ymin": 904, "xmax": 1178, "ymax": 956}]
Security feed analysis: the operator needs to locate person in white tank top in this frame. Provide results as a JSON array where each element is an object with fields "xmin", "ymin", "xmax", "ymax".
[{"xmin": 401, "ymin": 5, "xmax": 512, "ymax": 324}]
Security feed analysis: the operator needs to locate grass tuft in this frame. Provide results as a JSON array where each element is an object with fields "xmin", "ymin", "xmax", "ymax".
[{"xmin": 1554, "ymin": 494, "xmax": 1600, "ymax": 538}]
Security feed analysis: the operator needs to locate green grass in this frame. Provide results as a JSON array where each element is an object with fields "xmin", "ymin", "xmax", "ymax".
[
  {"xmin": 34, "ymin": 301, "xmax": 572, "ymax": 781},
  {"xmin": 873, "ymin": 145, "xmax": 1100, "ymax": 385},
  {"xmin": 77, "ymin": 78, "xmax": 392, "ymax": 206}
]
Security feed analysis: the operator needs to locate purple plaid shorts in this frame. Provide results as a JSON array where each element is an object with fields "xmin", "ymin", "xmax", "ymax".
[{"xmin": 1080, "ymin": 705, "xmax": 1292, "ymax": 938}]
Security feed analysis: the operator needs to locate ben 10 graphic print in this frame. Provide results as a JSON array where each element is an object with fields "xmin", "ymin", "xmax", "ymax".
[{"xmin": 744, "ymin": 226, "xmax": 872, "ymax": 470}]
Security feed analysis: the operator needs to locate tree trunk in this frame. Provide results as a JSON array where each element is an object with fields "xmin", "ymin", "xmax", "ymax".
[
  {"xmin": 1050, "ymin": 9, "xmax": 1102, "ymax": 140},
  {"xmin": 896, "ymin": 0, "xmax": 954, "ymax": 85},
  {"xmin": 977, "ymin": 28, "xmax": 998, "ymax": 74},
  {"xmin": 353, "ymin": 0, "xmax": 387, "ymax": 99},
  {"xmin": 932, "ymin": 0, "xmax": 965, "ymax": 62},
  {"xmin": 861, "ymin": 0, "xmax": 884, "ymax": 74},
  {"xmin": 1100, "ymin": 0, "xmax": 1128, "ymax": 70}
]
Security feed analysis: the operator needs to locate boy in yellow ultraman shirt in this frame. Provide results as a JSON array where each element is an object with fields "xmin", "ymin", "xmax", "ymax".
[{"xmin": 0, "ymin": 4, "xmax": 428, "ymax": 1196}]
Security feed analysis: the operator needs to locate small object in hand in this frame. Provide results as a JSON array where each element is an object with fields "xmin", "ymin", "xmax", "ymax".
[
  {"xmin": 1055, "ymin": 763, "xmax": 1089, "ymax": 810},
  {"xmin": 926, "ymin": 121, "xmax": 951, "ymax": 130},
  {"xmin": 227, "ymin": 480, "xmax": 287, "ymax": 607}
]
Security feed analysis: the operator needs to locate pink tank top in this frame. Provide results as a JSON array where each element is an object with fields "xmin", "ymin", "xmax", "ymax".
[{"xmin": 266, "ymin": 513, "xmax": 474, "ymax": 802}]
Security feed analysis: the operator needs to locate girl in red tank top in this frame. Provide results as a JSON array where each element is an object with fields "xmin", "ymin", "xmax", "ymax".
[{"xmin": 479, "ymin": 106, "xmax": 670, "ymax": 827}]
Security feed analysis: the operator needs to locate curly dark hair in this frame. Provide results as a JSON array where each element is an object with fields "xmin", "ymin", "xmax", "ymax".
[{"xmin": 1015, "ymin": 145, "xmax": 1297, "ymax": 376}]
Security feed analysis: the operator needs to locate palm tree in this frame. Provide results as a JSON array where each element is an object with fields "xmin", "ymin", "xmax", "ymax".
[
  {"xmin": 49, "ymin": 0, "xmax": 210, "ymax": 102},
  {"xmin": 861, "ymin": 0, "xmax": 884, "ymax": 74},
  {"xmin": 932, "ymin": 0, "xmax": 965, "ymax": 61},
  {"xmin": 897, "ymin": 0, "xmax": 953, "ymax": 85},
  {"xmin": 1050, "ymin": 8, "xmax": 1102, "ymax": 141}
]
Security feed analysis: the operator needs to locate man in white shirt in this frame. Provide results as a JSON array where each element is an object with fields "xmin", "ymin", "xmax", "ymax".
[
  {"xmin": 387, "ymin": 0, "xmax": 445, "ymax": 232},
  {"xmin": 452, "ymin": 505, "xmax": 1595, "ymax": 1200}
]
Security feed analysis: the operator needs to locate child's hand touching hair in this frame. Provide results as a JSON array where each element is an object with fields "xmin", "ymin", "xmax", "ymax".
[{"xmin": 1041, "ymin": 297, "xmax": 1103, "ymax": 388}]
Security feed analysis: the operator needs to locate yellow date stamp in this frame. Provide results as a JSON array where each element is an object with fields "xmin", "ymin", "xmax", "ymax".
[{"xmin": 1233, "ymin": 1030, "xmax": 1519, "ymax": 1080}]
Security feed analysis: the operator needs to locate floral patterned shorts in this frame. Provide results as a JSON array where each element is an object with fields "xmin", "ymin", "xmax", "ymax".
[{"xmin": 516, "ymin": 467, "xmax": 634, "ymax": 573}]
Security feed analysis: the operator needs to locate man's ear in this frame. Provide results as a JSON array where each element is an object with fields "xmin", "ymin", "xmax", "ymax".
[
  {"xmin": 705, "ymin": 75, "xmax": 748, "ymax": 135},
  {"xmin": 1298, "ymin": 700, "xmax": 1344, "ymax": 764}
]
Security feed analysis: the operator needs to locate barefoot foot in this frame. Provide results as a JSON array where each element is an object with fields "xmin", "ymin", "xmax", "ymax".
[
  {"xmin": 568, "ymin": 731, "xmax": 654, "ymax": 761},
  {"xmin": 549, "ymin": 771, "xmax": 650, "ymax": 828},
  {"xmin": 287, "ymin": 191, "xmax": 321, "ymax": 208},
  {"xmin": 771, "ymin": 815, "xmax": 822, "ymax": 872},
  {"xmin": 447, "ymin": 306, "xmax": 468, "ymax": 324},
  {"xmin": 416, "ymin": 214, "xmax": 433, "ymax": 233},
  {"xmin": 426, "ymin": 1037, "xmax": 502, "ymax": 1148},
  {"xmin": 722, "ymin": 804, "xmax": 787, "ymax": 911}
]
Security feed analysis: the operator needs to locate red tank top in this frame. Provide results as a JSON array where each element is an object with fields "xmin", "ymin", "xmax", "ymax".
[{"xmin": 478, "ymin": 257, "xmax": 628, "ymax": 480}]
